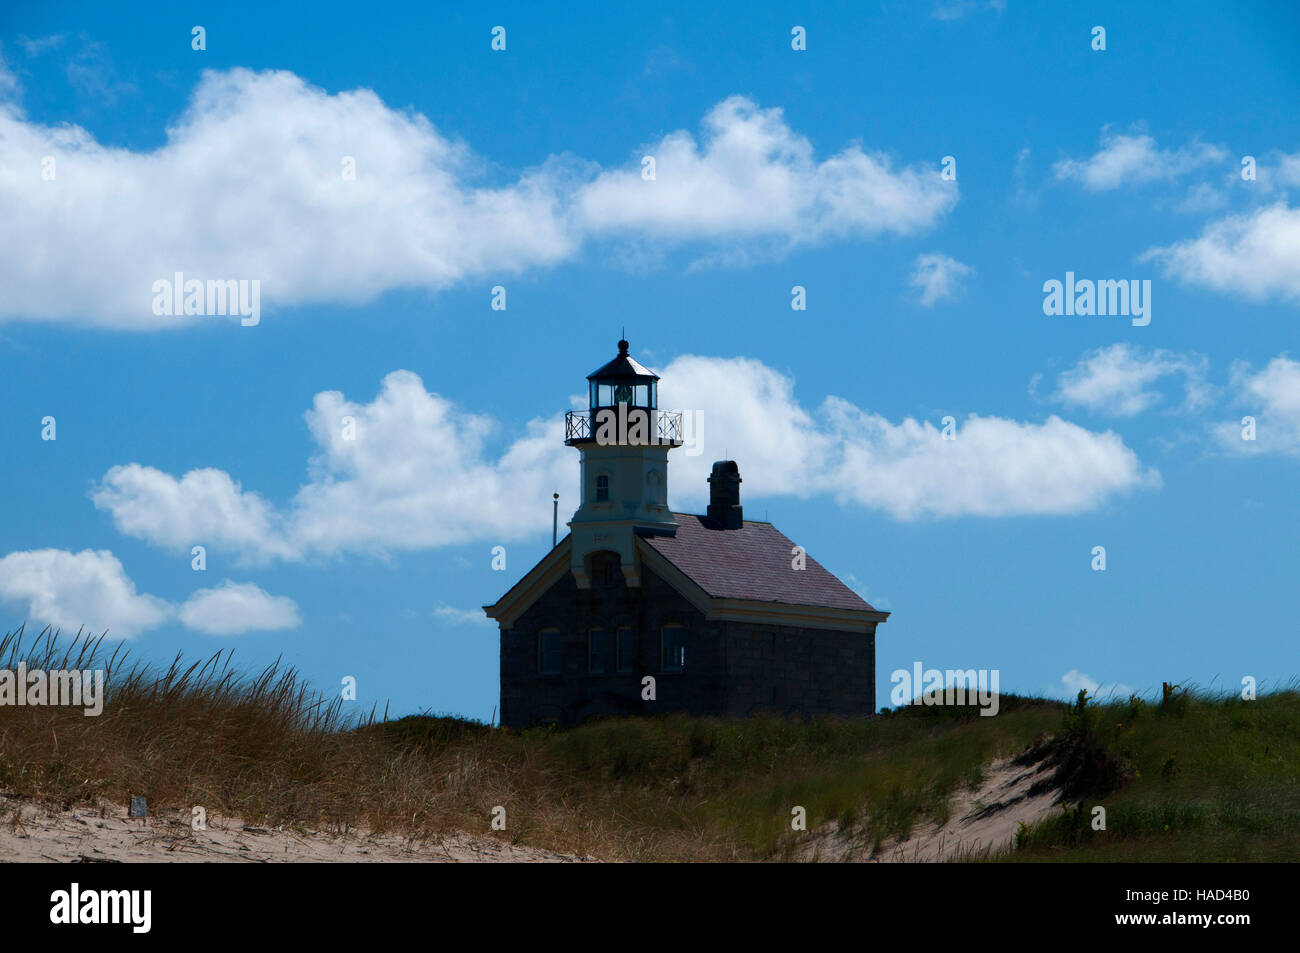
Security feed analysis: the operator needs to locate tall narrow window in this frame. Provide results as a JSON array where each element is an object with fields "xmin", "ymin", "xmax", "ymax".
[
  {"xmin": 595, "ymin": 474, "xmax": 610, "ymax": 502},
  {"xmin": 538, "ymin": 629, "xmax": 563, "ymax": 675},
  {"xmin": 588, "ymin": 628, "xmax": 612, "ymax": 674},
  {"xmin": 616, "ymin": 627, "xmax": 636, "ymax": 673},
  {"xmin": 661, "ymin": 625, "xmax": 685, "ymax": 671}
]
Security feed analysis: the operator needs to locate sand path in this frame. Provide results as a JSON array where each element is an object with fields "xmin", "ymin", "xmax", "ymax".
[{"xmin": 0, "ymin": 793, "xmax": 590, "ymax": 863}]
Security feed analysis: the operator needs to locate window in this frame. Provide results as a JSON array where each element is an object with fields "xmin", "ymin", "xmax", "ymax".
[
  {"xmin": 538, "ymin": 629, "xmax": 563, "ymax": 675},
  {"xmin": 616, "ymin": 627, "xmax": 636, "ymax": 673},
  {"xmin": 588, "ymin": 628, "xmax": 612, "ymax": 674},
  {"xmin": 661, "ymin": 625, "xmax": 685, "ymax": 671},
  {"xmin": 595, "ymin": 474, "xmax": 610, "ymax": 502},
  {"xmin": 590, "ymin": 552, "xmax": 619, "ymax": 587}
]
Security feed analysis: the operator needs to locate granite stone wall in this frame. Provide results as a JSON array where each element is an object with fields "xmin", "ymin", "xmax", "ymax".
[{"xmin": 499, "ymin": 553, "xmax": 876, "ymax": 727}]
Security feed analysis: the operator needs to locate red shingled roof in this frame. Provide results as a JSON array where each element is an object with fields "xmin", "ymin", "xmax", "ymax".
[{"xmin": 643, "ymin": 513, "xmax": 878, "ymax": 612}]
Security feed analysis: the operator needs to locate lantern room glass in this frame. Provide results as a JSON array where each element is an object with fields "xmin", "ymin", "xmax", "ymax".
[{"xmin": 590, "ymin": 381, "xmax": 656, "ymax": 410}]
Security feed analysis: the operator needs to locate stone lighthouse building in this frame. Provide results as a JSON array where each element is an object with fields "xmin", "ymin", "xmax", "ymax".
[{"xmin": 483, "ymin": 340, "xmax": 889, "ymax": 727}]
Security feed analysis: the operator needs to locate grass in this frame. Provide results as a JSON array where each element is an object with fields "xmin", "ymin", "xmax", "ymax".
[
  {"xmin": 1006, "ymin": 683, "xmax": 1300, "ymax": 861},
  {"xmin": 2, "ymin": 624, "xmax": 1298, "ymax": 861}
]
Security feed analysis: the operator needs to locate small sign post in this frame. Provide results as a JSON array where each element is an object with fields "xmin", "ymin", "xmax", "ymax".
[{"xmin": 129, "ymin": 796, "xmax": 147, "ymax": 822}]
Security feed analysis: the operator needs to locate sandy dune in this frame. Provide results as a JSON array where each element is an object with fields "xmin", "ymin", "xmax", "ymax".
[
  {"xmin": 801, "ymin": 753, "xmax": 1064, "ymax": 863},
  {"xmin": 0, "ymin": 794, "xmax": 590, "ymax": 863}
]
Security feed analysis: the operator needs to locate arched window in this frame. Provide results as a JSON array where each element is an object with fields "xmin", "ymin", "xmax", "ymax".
[
  {"xmin": 538, "ymin": 628, "xmax": 562, "ymax": 675},
  {"xmin": 595, "ymin": 474, "xmax": 610, "ymax": 502}
]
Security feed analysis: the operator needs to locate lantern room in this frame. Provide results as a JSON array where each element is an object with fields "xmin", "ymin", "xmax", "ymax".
[{"xmin": 587, "ymin": 339, "xmax": 658, "ymax": 411}]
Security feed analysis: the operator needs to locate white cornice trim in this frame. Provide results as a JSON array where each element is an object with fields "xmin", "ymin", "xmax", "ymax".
[{"xmin": 482, "ymin": 539, "xmax": 573, "ymax": 630}]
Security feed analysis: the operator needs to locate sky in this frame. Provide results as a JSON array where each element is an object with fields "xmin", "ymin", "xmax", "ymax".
[{"xmin": 1, "ymin": 0, "xmax": 1298, "ymax": 722}]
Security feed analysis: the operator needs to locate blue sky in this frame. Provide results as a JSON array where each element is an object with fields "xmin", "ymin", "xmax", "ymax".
[{"xmin": 1, "ymin": 1, "xmax": 1298, "ymax": 721}]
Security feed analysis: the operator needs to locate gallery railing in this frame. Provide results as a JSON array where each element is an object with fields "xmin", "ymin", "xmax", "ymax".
[{"xmin": 565, "ymin": 408, "xmax": 684, "ymax": 445}]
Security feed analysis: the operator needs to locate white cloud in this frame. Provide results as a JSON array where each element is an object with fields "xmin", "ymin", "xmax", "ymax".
[
  {"xmin": 1143, "ymin": 203, "xmax": 1300, "ymax": 303},
  {"xmin": 0, "ymin": 74, "xmax": 953, "ymax": 329},
  {"xmin": 177, "ymin": 581, "xmax": 300, "ymax": 636},
  {"xmin": 0, "ymin": 549, "xmax": 171, "ymax": 638},
  {"xmin": 0, "ymin": 46, "xmax": 19, "ymax": 101},
  {"xmin": 575, "ymin": 96, "xmax": 956, "ymax": 247},
  {"xmin": 1175, "ymin": 181, "xmax": 1228, "ymax": 214},
  {"xmin": 91, "ymin": 465, "xmax": 295, "ymax": 564},
  {"xmin": 0, "ymin": 548, "xmax": 300, "ymax": 639},
  {"xmin": 93, "ymin": 357, "xmax": 1158, "ymax": 562},
  {"xmin": 1213, "ymin": 355, "xmax": 1300, "ymax": 456},
  {"xmin": 1052, "ymin": 344, "xmax": 1210, "ymax": 417},
  {"xmin": 16, "ymin": 34, "xmax": 66, "ymax": 57},
  {"xmin": 94, "ymin": 370, "xmax": 577, "ymax": 562},
  {"xmin": 1275, "ymin": 151, "xmax": 1300, "ymax": 188},
  {"xmin": 819, "ymin": 402, "xmax": 1158, "ymax": 519},
  {"xmin": 908, "ymin": 252, "xmax": 974, "ymax": 306},
  {"xmin": 1060, "ymin": 669, "xmax": 1133, "ymax": 700},
  {"xmin": 290, "ymin": 371, "xmax": 575, "ymax": 556},
  {"xmin": 0, "ymin": 68, "xmax": 574, "ymax": 329},
  {"xmin": 433, "ymin": 604, "xmax": 493, "ymax": 627},
  {"xmin": 1054, "ymin": 130, "xmax": 1227, "ymax": 191},
  {"xmin": 641, "ymin": 357, "xmax": 1158, "ymax": 520}
]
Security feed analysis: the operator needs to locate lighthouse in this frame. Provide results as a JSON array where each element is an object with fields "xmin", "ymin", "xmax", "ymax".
[
  {"xmin": 485, "ymin": 337, "xmax": 889, "ymax": 728},
  {"xmin": 563, "ymin": 339, "xmax": 683, "ymax": 589}
]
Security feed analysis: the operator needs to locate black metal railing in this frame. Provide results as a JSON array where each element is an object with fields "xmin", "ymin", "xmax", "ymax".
[{"xmin": 565, "ymin": 408, "xmax": 684, "ymax": 445}]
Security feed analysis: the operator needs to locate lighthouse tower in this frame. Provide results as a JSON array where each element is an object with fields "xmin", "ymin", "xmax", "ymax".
[{"xmin": 563, "ymin": 339, "xmax": 683, "ymax": 588}]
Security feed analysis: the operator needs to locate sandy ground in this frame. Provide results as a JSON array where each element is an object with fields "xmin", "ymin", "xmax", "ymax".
[
  {"xmin": 0, "ymin": 794, "xmax": 591, "ymax": 863},
  {"xmin": 1, "ymin": 753, "xmax": 1061, "ymax": 863},
  {"xmin": 800, "ymin": 753, "xmax": 1064, "ymax": 863}
]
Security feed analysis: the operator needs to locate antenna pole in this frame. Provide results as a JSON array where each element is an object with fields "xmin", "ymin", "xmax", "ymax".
[{"xmin": 552, "ymin": 493, "xmax": 559, "ymax": 548}]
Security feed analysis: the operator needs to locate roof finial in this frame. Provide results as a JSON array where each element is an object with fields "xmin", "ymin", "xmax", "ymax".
[{"xmin": 617, "ymin": 336, "xmax": 629, "ymax": 355}]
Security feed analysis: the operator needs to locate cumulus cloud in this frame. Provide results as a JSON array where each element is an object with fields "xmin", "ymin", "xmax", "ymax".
[
  {"xmin": 1213, "ymin": 355, "xmax": 1300, "ymax": 456},
  {"xmin": 91, "ymin": 466, "xmax": 295, "ymax": 563},
  {"xmin": 0, "ymin": 549, "xmax": 170, "ymax": 637},
  {"xmin": 662, "ymin": 357, "xmax": 1158, "ymax": 519},
  {"xmin": 1051, "ymin": 344, "xmax": 1210, "ymax": 417},
  {"xmin": 0, "ymin": 549, "xmax": 300, "ymax": 638},
  {"xmin": 0, "ymin": 73, "xmax": 953, "ymax": 329},
  {"xmin": 177, "ymin": 581, "xmax": 300, "ymax": 636},
  {"xmin": 1054, "ymin": 130, "xmax": 1227, "ymax": 191},
  {"xmin": 290, "ymin": 370, "xmax": 574, "ymax": 556},
  {"xmin": 821, "ymin": 405, "xmax": 1156, "ymax": 519},
  {"xmin": 575, "ymin": 96, "xmax": 957, "ymax": 246},
  {"xmin": 908, "ymin": 253, "xmax": 974, "ymax": 306},
  {"xmin": 1143, "ymin": 204, "xmax": 1300, "ymax": 303},
  {"xmin": 0, "ymin": 68, "xmax": 573, "ymax": 328},
  {"xmin": 93, "ymin": 370, "xmax": 576, "ymax": 563},
  {"xmin": 93, "ymin": 357, "xmax": 1158, "ymax": 562}
]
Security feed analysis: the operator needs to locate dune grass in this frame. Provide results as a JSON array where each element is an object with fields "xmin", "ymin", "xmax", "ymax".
[
  {"xmin": 1006, "ymin": 683, "xmax": 1300, "ymax": 862},
  {"xmin": 2, "ymin": 624, "xmax": 1297, "ymax": 860}
]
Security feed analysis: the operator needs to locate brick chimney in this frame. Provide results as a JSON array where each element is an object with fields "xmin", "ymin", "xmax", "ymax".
[{"xmin": 706, "ymin": 460, "xmax": 743, "ymax": 529}]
